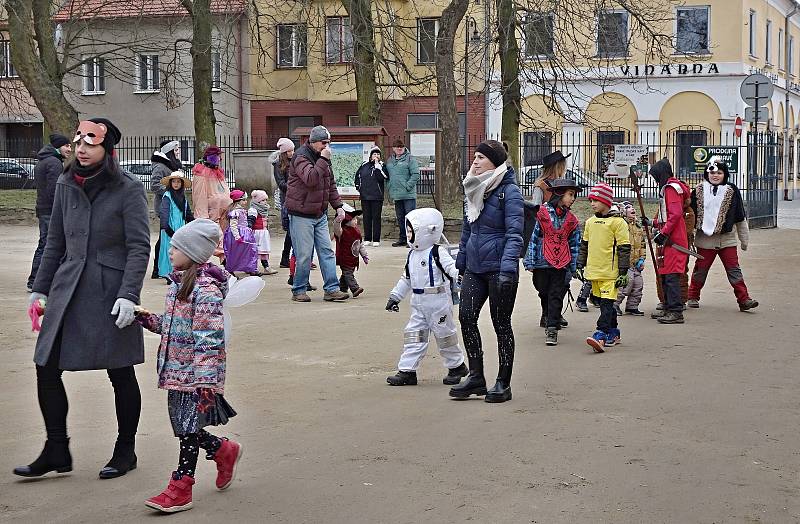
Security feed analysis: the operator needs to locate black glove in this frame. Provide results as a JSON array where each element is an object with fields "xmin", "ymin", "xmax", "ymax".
[
  {"xmin": 574, "ymin": 268, "xmax": 585, "ymax": 282},
  {"xmin": 641, "ymin": 217, "xmax": 652, "ymax": 228},
  {"xmin": 164, "ymin": 226, "xmax": 175, "ymax": 237},
  {"xmin": 652, "ymin": 232, "xmax": 668, "ymax": 246},
  {"xmin": 494, "ymin": 272, "xmax": 518, "ymax": 295},
  {"xmin": 386, "ymin": 298, "xmax": 399, "ymax": 312}
]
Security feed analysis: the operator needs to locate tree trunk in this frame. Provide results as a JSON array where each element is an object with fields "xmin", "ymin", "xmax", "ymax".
[
  {"xmin": 496, "ymin": 0, "xmax": 520, "ymax": 167},
  {"xmin": 435, "ymin": 0, "xmax": 469, "ymax": 209},
  {"xmin": 343, "ymin": 0, "xmax": 380, "ymax": 126},
  {"xmin": 183, "ymin": 0, "xmax": 217, "ymax": 151},
  {"xmin": 6, "ymin": 0, "xmax": 78, "ymax": 136}
]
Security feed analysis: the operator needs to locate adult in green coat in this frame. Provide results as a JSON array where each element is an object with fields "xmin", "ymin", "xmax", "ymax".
[{"xmin": 386, "ymin": 139, "xmax": 420, "ymax": 246}]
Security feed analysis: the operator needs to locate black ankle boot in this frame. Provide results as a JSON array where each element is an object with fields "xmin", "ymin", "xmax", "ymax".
[
  {"xmin": 485, "ymin": 364, "xmax": 512, "ymax": 403},
  {"xmin": 449, "ymin": 356, "xmax": 487, "ymax": 398},
  {"xmin": 13, "ymin": 439, "xmax": 72, "ymax": 477},
  {"xmin": 99, "ymin": 438, "xmax": 137, "ymax": 479}
]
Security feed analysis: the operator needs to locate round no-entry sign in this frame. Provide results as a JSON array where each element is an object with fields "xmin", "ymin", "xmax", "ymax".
[{"xmin": 735, "ymin": 116, "xmax": 743, "ymax": 137}]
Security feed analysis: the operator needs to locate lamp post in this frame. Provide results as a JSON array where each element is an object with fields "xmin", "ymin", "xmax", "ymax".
[{"xmin": 464, "ymin": 16, "xmax": 481, "ymax": 169}]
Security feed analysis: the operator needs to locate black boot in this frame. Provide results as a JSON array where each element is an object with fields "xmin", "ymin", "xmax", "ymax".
[
  {"xmin": 99, "ymin": 438, "xmax": 137, "ymax": 479},
  {"xmin": 485, "ymin": 365, "xmax": 512, "ymax": 403},
  {"xmin": 13, "ymin": 439, "xmax": 72, "ymax": 477},
  {"xmin": 386, "ymin": 370, "xmax": 417, "ymax": 386},
  {"xmin": 449, "ymin": 356, "xmax": 487, "ymax": 398},
  {"xmin": 559, "ymin": 316, "xmax": 569, "ymax": 328},
  {"xmin": 443, "ymin": 363, "xmax": 469, "ymax": 385}
]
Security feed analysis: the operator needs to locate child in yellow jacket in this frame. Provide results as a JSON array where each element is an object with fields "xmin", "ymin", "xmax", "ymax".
[{"xmin": 576, "ymin": 184, "xmax": 630, "ymax": 352}]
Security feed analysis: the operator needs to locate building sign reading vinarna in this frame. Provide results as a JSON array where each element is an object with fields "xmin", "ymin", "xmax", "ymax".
[{"xmin": 619, "ymin": 63, "xmax": 720, "ymax": 77}]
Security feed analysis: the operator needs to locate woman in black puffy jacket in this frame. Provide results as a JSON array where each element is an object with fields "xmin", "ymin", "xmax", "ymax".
[{"xmin": 354, "ymin": 146, "xmax": 388, "ymax": 246}]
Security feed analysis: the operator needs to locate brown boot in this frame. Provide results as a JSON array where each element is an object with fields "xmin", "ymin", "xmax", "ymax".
[
  {"xmin": 292, "ymin": 293, "xmax": 311, "ymax": 302},
  {"xmin": 323, "ymin": 290, "xmax": 349, "ymax": 302},
  {"xmin": 739, "ymin": 298, "xmax": 759, "ymax": 311},
  {"xmin": 657, "ymin": 310, "xmax": 685, "ymax": 324}
]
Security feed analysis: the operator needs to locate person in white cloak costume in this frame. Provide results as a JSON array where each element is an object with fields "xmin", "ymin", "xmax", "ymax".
[{"xmin": 385, "ymin": 208, "xmax": 468, "ymax": 386}]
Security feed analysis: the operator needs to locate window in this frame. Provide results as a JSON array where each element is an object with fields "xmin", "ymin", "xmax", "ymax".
[
  {"xmin": 417, "ymin": 18, "xmax": 439, "ymax": 64},
  {"xmin": 749, "ymin": 10, "xmax": 757, "ymax": 56},
  {"xmin": 766, "ymin": 20, "xmax": 772, "ymax": 63},
  {"xmin": 407, "ymin": 112, "xmax": 465, "ymax": 137},
  {"xmin": 326, "ymin": 17, "xmax": 353, "ymax": 64},
  {"xmin": 277, "ymin": 24, "xmax": 307, "ymax": 68},
  {"xmin": 288, "ymin": 116, "xmax": 317, "ymax": 138},
  {"xmin": 779, "ymin": 28, "xmax": 784, "ymax": 69},
  {"xmin": 522, "ymin": 131, "xmax": 553, "ymax": 167},
  {"xmin": 347, "ymin": 115, "xmax": 361, "ymax": 126},
  {"xmin": 524, "ymin": 12, "xmax": 554, "ymax": 58},
  {"xmin": 0, "ymin": 40, "xmax": 17, "ymax": 78},
  {"xmin": 791, "ymin": 36, "xmax": 795, "ymax": 74},
  {"xmin": 675, "ymin": 129, "xmax": 707, "ymax": 177},
  {"xmin": 82, "ymin": 57, "xmax": 105, "ymax": 94},
  {"xmin": 211, "ymin": 51, "xmax": 221, "ymax": 91},
  {"xmin": 597, "ymin": 10, "xmax": 628, "ymax": 58},
  {"xmin": 136, "ymin": 54, "xmax": 159, "ymax": 92},
  {"xmin": 675, "ymin": 6, "xmax": 709, "ymax": 54},
  {"xmin": 597, "ymin": 130, "xmax": 626, "ymax": 175}
]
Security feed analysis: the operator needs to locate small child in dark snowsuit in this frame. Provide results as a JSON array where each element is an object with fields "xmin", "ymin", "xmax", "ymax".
[{"xmin": 333, "ymin": 204, "xmax": 369, "ymax": 297}]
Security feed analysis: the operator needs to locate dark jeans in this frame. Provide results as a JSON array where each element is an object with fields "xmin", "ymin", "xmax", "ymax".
[
  {"xmin": 531, "ymin": 268, "xmax": 568, "ymax": 329},
  {"xmin": 28, "ymin": 214, "xmax": 51, "ymax": 287},
  {"xmin": 394, "ymin": 199, "xmax": 417, "ymax": 242},
  {"xmin": 597, "ymin": 298, "xmax": 618, "ymax": 332},
  {"xmin": 280, "ymin": 229, "xmax": 292, "ymax": 266},
  {"xmin": 662, "ymin": 273, "xmax": 683, "ymax": 312},
  {"xmin": 339, "ymin": 266, "xmax": 360, "ymax": 292},
  {"xmin": 459, "ymin": 271, "xmax": 518, "ymax": 382},
  {"xmin": 36, "ymin": 343, "xmax": 141, "ymax": 444},
  {"xmin": 152, "ymin": 235, "xmax": 161, "ymax": 276},
  {"xmin": 362, "ymin": 200, "xmax": 383, "ymax": 242}
]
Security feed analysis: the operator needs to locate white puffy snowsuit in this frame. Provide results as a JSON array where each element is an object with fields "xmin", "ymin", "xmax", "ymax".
[{"xmin": 389, "ymin": 208, "xmax": 465, "ymax": 372}]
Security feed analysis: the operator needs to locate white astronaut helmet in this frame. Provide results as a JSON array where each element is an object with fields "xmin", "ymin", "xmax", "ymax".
[{"xmin": 405, "ymin": 207, "xmax": 444, "ymax": 251}]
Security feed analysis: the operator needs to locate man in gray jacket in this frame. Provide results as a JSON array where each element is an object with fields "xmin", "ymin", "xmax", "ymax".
[{"xmin": 27, "ymin": 134, "xmax": 71, "ymax": 292}]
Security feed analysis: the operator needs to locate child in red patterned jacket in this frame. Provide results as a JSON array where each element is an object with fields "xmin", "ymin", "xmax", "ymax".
[
  {"xmin": 333, "ymin": 203, "xmax": 369, "ymax": 297},
  {"xmin": 135, "ymin": 219, "xmax": 243, "ymax": 514}
]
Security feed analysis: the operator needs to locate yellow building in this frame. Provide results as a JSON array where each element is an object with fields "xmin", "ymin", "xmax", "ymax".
[{"xmin": 501, "ymin": 0, "xmax": 800, "ymax": 180}]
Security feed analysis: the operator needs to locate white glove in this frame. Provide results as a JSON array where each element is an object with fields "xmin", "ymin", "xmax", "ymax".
[
  {"xmin": 29, "ymin": 292, "xmax": 47, "ymax": 308},
  {"xmin": 111, "ymin": 298, "xmax": 136, "ymax": 329}
]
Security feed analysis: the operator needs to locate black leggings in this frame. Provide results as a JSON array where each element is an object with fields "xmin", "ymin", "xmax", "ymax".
[
  {"xmin": 361, "ymin": 200, "xmax": 383, "ymax": 242},
  {"xmin": 531, "ymin": 268, "xmax": 568, "ymax": 329},
  {"xmin": 177, "ymin": 430, "xmax": 222, "ymax": 477},
  {"xmin": 458, "ymin": 271, "xmax": 518, "ymax": 379},
  {"xmin": 36, "ymin": 346, "xmax": 141, "ymax": 444}
]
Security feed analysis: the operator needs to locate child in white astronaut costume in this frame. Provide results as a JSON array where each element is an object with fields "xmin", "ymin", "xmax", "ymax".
[{"xmin": 385, "ymin": 208, "xmax": 469, "ymax": 386}]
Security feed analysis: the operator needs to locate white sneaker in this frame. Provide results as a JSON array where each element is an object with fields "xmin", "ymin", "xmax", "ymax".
[
  {"xmin": 372, "ymin": 241, "xmax": 380, "ymax": 247},
  {"xmin": 363, "ymin": 241, "xmax": 372, "ymax": 247}
]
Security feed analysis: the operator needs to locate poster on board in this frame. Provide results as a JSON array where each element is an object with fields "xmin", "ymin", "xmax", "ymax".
[{"xmin": 330, "ymin": 142, "xmax": 375, "ymax": 196}]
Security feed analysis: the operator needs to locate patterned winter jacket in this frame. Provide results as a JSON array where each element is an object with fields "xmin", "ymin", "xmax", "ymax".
[
  {"xmin": 627, "ymin": 219, "xmax": 646, "ymax": 265},
  {"xmin": 137, "ymin": 263, "xmax": 229, "ymax": 394},
  {"xmin": 523, "ymin": 203, "xmax": 581, "ymax": 273}
]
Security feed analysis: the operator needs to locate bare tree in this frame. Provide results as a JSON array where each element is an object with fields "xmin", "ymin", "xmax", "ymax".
[
  {"xmin": 342, "ymin": 0, "xmax": 380, "ymax": 125},
  {"xmin": 181, "ymin": 0, "xmax": 217, "ymax": 150},
  {"xmin": 6, "ymin": 0, "xmax": 78, "ymax": 135}
]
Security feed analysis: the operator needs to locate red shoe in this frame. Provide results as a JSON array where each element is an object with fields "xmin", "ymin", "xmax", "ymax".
[
  {"xmin": 213, "ymin": 438, "xmax": 243, "ymax": 491},
  {"xmin": 144, "ymin": 472, "xmax": 194, "ymax": 513}
]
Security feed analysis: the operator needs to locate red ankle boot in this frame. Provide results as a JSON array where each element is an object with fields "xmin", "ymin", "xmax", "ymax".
[
  {"xmin": 144, "ymin": 472, "xmax": 195, "ymax": 513},
  {"xmin": 212, "ymin": 438, "xmax": 243, "ymax": 490}
]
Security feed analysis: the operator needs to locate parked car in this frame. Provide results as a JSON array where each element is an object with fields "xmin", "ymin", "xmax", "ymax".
[
  {"xmin": 0, "ymin": 158, "xmax": 36, "ymax": 189},
  {"xmin": 120, "ymin": 160, "xmax": 194, "ymax": 185}
]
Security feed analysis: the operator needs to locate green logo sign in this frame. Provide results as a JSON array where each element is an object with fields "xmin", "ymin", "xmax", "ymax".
[{"xmin": 691, "ymin": 146, "xmax": 738, "ymax": 175}]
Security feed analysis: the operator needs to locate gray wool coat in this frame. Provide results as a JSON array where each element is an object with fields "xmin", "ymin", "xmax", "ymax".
[{"xmin": 32, "ymin": 168, "xmax": 151, "ymax": 371}]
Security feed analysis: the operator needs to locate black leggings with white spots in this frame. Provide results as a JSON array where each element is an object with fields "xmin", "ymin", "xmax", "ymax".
[{"xmin": 177, "ymin": 430, "xmax": 222, "ymax": 477}]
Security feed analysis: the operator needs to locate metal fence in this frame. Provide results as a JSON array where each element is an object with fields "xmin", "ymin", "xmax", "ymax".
[{"xmin": 1, "ymin": 131, "xmax": 780, "ymax": 227}]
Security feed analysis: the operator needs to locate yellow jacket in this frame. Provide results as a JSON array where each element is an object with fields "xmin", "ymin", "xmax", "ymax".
[
  {"xmin": 582, "ymin": 215, "xmax": 630, "ymax": 281},
  {"xmin": 628, "ymin": 220, "xmax": 646, "ymax": 263}
]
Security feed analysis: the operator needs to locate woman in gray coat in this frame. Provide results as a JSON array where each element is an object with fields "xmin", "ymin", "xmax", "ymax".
[{"xmin": 16, "ymin": 118, "xmax": 151, "ymax": 480}]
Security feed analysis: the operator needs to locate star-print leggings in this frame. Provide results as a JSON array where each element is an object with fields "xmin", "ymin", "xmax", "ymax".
[{"xmin": 177, "ymin": 430, "xmax": 222, "ymax": 477}]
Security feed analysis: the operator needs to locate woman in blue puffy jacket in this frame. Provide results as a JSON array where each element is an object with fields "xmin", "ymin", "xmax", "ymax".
[{"xmin": 450, "ymin": 140, "xmax": 523, "ymax": 403}]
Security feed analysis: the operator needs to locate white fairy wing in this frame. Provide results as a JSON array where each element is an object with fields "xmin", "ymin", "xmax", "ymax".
[{"xmin": 223, "ymin": 276, "xmax": 265, "ymax": 346}]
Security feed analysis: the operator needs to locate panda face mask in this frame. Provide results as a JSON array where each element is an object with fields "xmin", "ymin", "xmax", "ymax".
[{"xmin": 705, "ymin": 156, "xmax": 728, "ymax": 186}]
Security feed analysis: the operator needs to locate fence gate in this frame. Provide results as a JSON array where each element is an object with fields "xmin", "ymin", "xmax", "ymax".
[{"xmin": 746, "ymin": 131, "xmax": 779, "ymax": 229}]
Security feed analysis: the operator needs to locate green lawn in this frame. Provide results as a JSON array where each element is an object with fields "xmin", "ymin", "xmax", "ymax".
[{"xmin": 0, "ymin": 190, "xmax": 36, "ymax": 211}]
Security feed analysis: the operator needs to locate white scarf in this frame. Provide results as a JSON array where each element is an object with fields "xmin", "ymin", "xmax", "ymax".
[
  {"xmin": 701, "ymin": 180, "xmax": 729, "ymax": 236},
  {"xmin": 463, "ymin": 164, "xmax": 508, "ymax": 223}
]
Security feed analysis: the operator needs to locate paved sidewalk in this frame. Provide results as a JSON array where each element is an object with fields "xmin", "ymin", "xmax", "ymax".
[{"xmin": 778, "ymin": 197, "xmax": 800, "ymax": 229}]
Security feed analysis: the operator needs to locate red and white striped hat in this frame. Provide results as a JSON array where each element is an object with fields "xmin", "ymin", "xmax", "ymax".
[{"xmin": 587, "ymin": 182, "xmax": 614, "ymax": 208}]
